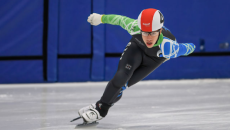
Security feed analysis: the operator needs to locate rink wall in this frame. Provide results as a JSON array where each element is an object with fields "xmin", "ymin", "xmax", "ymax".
[
  {"xmin": 0, "ymin": 0, "xmax": 230, "ymax": 83},
  {"xmin": 0, "ymin": 0, "xmax": 44, "ymax": 83}
]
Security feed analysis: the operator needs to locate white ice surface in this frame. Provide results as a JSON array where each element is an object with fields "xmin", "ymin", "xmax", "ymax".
[{"xmin": 0, "ymin": 79, "xmax": 230, "ymax": 130}]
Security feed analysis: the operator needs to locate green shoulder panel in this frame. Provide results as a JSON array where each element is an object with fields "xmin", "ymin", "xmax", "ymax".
[
  {"xmin": 101, "ymin": 14, "xmax": 141, "ymax": 35},
  {"xmin": 154, "ymin": 33, "xmax": 163, "ymax": 47}
]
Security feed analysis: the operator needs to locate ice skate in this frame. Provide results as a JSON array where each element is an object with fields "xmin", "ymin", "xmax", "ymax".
[
  {"xmin": 78, "ymin": 104, "xmax": 96, "ymax": 117},
  {"xmin": 70, "ymin": 104, "xmax": 103, "ymax": 128},
  {"xmin": 70, "ymin": 103, "xmax": 96, "ymax": 122},
  {"xmin": 81, "ymin": 107, "xmax": 103, "ymax": 123}
]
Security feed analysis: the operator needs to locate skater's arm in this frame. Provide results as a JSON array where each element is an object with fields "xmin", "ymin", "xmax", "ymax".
[
  {"xmin": 87, "ymin": 13, "xmax": 140, "ymax": 35},
  {"xmin": 101, "ymin": 15, "xmax": 140, "ymax": 35},
  {"xmin": 159, "ymin": 37, "xmax": 196, "ymax": 58}
]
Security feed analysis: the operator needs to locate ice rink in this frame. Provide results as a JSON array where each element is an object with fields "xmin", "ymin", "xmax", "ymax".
[{"xmin": 0, "ymin": 79, "xmax": 230, "ymax": 130}]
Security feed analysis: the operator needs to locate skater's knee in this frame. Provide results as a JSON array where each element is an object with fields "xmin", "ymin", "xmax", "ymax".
[{"xmin": 111, "ymin": 71, "xmax": 130, "ymax": 88}]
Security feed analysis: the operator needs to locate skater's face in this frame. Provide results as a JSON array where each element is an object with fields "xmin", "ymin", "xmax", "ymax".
[{"xmin": 141, "ymin": 28, "xmax": 162, "ymax": 48}]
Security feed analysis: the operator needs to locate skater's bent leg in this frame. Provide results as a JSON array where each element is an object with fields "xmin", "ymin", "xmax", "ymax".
[
  {"xmin": 96, "ymin": 71, "xmax": 132, "ymax": 117},
  {"xmin": 96, "ymin": 42, "xmax": 142, "ymax": 117},
  {"xmin": 100, "ymin": 42, "xmax": 142, "ymax": 105},
  {"xmin": 104, "ymin": 56, "xmax": 166, "ymax": 106},
  {"xmin": 100, "ymin": 70, "xmax": 132, "ymax": 104},
  {"xmin": 110, "ymin": 84, "xmax": 127, "ymax": 104},
  {"xmin": 128, "ymin": 56, "xmax": 167, "ymax": 87}
]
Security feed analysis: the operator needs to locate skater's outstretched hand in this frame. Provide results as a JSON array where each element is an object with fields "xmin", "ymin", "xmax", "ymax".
[
  {"xmin": 87, "ymin": 13, "xmax": 103, "ymax": 26},
  {"xmin": 158, "ymin": 37, "xmax": 196, "ymax": 58}
]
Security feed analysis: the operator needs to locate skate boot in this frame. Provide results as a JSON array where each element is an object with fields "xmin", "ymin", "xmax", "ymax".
[
  {"xmin": 81, "ymin": 107, "xmax": 103, "ymax": 123},
  {"xmin": 78, "ymin": 104, "xmax": 96, "ymax": 117},
  {"xmin": 70, "ymin": 104, "xmax": 101, "ymax": 128},
  {"xmin": 70, "ymin": 103, "xmax": 102, "ymax": 128},
  {"xmin": 70, "ymin": 104, "xmax": 96, "ymax": 123},
  {"xmin": 71, "ymin": 102, "xmax": 111, "ymax": 124}
]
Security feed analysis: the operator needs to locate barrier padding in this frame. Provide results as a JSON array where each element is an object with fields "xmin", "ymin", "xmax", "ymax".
[
  {"xmin": 58, "ymin": 0, "xmax": 91, "ymax": 54},
  {"xmin": 105, "ymin": 58, "xmax": 119, "ymax": 81},
  {"xmin": 146, "ymin": 56, "xmax": 230, "ymax": 79},
  {"xmin": 58, "ymin": 59, "xmax": 91, "ymax": 82},
  {"xmin": 91, "ymin": 0, "xmax": 105, "ymax": 80},
  {"xmin": 47, "ymin": 0, "xmax": 59, "ymax": 82},
  {"xmin": 0, "ymin": 60, "xmax": 43, "ymax": 83},
  {"xmin": 0, "ymin": 0, "xmax": 43, "ymax": 56}
]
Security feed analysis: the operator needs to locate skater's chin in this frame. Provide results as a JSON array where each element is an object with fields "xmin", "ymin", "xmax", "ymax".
[{"xmin": 145, "ymin": 42, "xmax": 154, "ymax": 48}]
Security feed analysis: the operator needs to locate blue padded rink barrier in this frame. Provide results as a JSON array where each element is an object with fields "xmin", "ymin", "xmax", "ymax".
[{"xmin": 0, "ymin": 79, "xmax": 230, "ymax": 130}]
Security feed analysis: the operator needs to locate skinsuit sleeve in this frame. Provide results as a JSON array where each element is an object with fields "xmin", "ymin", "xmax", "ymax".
[{"xmin": 101, "ymin": 15, "xmax": 141, "ymax": 35}]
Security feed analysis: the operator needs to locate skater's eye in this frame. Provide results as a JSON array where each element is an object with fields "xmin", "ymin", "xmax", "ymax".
[{"xmin": 141, "ymin": 30, "xmax": 160, "ymax": 36}]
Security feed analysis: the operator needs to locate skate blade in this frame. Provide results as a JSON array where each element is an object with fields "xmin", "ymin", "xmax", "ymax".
[
  {"xmin": 75, "ymin": 121, "xmax": 99, "ymax": 129},
  {"xmin": 70, "ymin": 117, "xmax": 81, "ymax": 122}
]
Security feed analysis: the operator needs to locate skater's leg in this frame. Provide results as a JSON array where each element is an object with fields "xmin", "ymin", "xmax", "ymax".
[
  {"xmin": 111, "ymin": 85, "xmax": 127, "ymax": 104},
  {"xmin": 97, "ymin": 42, "xmax": 142, "ymax": 116},
  {"xmin": 128, "ymin": 55, "xmax": 167, "ymax": 87},
  {"xmin": 111, "ymin": 56, "xmax": 166, "ymax": 104}
]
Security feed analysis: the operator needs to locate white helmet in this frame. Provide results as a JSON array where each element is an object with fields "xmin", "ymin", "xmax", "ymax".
[{"xmin": 137, "ymin": 8, "xmax": 164, "ymax": 32}]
